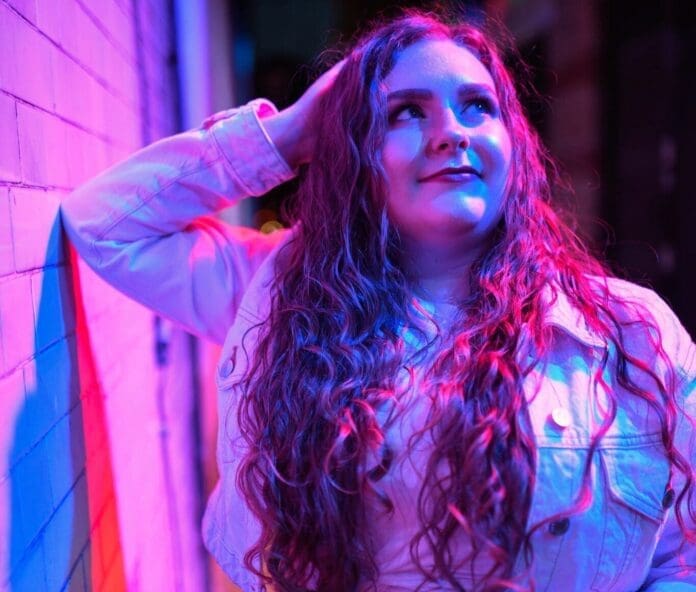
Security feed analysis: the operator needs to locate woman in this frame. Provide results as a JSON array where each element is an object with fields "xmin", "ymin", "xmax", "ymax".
[{"xmin": 61, "ymin": 9, "xmax": 695, "ymax": 592}]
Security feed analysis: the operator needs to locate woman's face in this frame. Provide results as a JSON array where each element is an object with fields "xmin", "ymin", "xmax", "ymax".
[{"xmin": 381, "ymin": 38, "xmax": 512, "ymax": 255}]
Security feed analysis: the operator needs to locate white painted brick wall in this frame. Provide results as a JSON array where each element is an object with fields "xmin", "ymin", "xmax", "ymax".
[{"xmin": 0, "ymin": 0, "xmax": 205, "ymax": 590}]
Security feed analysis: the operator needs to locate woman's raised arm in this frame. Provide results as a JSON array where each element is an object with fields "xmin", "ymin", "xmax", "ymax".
[
  {"xmin": 61, "ymin": 99, "xmax": 295, "ymax": 344},
  {"xmin": 60, "ymin": 60, "xmax": 343, "ymax": 344}
]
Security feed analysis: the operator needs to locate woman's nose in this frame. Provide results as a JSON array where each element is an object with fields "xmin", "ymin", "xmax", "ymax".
[{"xmin": 430, "ymin": 111, "xmax": 469, "ymax": 153}]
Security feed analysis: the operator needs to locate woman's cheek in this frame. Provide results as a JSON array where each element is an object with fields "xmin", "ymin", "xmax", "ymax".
[
  {"xmin": 484, "ymin": 125, "xmax": 512, "ymax": 176},
  {"xmin": 383, "ymin": 129, "xmax": 422, "ymax": 171}
]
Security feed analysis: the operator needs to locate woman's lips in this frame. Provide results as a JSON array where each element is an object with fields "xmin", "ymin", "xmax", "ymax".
[
  {"xmin": 422, "ymin": 172, "xmax": 479, "ymax": 183},
  {"xmin": 418, "ymin": 167, "xmax": 481, "ymax": 183}
]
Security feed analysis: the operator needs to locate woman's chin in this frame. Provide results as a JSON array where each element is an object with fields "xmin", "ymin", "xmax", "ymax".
[{"xmin": 432, "ymin": 193, "xmax": 487, "ymax": 221}]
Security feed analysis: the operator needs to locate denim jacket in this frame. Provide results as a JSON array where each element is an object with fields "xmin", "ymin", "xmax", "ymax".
[{"xmin": 61, "ymin": 101, "xmax": 696, "ymax": 591}]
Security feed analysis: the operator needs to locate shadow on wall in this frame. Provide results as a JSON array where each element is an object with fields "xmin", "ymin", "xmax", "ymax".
[{"xmin": 6, "ymin": 221, "xmax": 125, "ymax": 590}]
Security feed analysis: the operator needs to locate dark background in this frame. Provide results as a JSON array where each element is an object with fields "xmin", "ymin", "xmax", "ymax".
[{"xmin": 227, "ymin": 0, "xmax": 695, "ymax": 336}]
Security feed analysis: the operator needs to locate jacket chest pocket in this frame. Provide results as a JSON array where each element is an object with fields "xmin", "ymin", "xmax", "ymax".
[
  {"xmin": 590, "ymin": 443, "xmax": 668, "ymax": 591},
  {"xmin": 529, "ymin": 440, "xmax": 669, "ymax": 591}
]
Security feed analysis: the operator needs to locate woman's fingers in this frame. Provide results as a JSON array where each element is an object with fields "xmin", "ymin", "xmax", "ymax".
[
  {"xmin": 299, "ymin": 59, "xmax": 346, "ymax": 108},
  {"xmin": 264, "ymin": 59, "xmax": 346, "ymax": 167}
]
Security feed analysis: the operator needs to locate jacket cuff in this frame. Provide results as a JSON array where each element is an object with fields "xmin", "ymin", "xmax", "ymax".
[{"xmin": 208, "ymin": 99, "xmax": 295, "ymax": 197}]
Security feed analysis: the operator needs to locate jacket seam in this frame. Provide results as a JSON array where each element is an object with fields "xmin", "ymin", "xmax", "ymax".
[
  {"xmin": 210, "ymin": 129, "xmax": 256, "ymax": 196},
  {"xmin": 89, "ymin": 153, "xmax": 227, "ymax": 267},
  {"xmin": 536, "ymin": 431, "xmax": 663, "ymax": 449}
]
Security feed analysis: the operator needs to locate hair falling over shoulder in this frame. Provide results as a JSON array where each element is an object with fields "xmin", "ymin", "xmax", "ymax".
[{"xmin": 234, "ymin": 7, "xmax": 695, "ymax": 591}]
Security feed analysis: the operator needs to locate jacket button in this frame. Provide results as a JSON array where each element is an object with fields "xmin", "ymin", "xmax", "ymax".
[
  {"xmin": 550, "ymin": 407, "xmax": 572, "ymax": 429},
  {"xmin": 548, "ymin": 518, "xmax": 570, "ymax": 536},
  {"xmin": 662, "ymin": 487, "xmax": 675, "ymax": 509},
  {"xmin": 219, "ymin": 346, "xmax": 238, "ymax": 377}
]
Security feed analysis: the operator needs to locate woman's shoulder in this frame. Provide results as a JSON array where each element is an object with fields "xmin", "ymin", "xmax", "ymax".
[
  {"xmin": 596, "ymin": 276, "xmax": 682, "ymax": 329},
  {"xmin": 599, "ymin": 275, "xmax": 667, "ymax": 305},
  {"xmin": 591, "ymin": 275, "xmax": 695, "ymax": 380}
]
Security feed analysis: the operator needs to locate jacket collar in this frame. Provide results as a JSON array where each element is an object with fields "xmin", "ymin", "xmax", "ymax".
[{"xmin": 541, "ymin": 283, "xmax": 607, "ymax": 348}]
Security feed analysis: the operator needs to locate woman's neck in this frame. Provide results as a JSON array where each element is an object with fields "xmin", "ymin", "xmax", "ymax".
[{"xmin": 402, "ymin": 241, "xmax": 482, "ymax": 305}]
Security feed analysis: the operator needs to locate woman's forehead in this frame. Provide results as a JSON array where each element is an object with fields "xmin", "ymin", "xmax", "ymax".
[{"xmin": 383, "ymin": 38, "xmax": 494, "ymax": 92}]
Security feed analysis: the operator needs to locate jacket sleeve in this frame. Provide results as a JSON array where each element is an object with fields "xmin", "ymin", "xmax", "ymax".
[
  {"xmin": 60, "ymin": 99, "xmax": 295, "ymax": 345},
  {"xmin": 641, "ymin": 304, "xmax": 696, "ymax": 590}
]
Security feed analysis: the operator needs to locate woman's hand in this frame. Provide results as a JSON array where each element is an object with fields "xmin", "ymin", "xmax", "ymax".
[{"xmin": 261, "ymin": 60, "xmax": 344, "ymax": 169}]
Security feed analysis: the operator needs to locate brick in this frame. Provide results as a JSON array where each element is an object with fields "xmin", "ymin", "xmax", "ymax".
[
  {"xmin": 31, "ymin": 265, "xmax": 76, "ymax": 351},
  {"xmin": 52, "ymin": 50, "xmax": 97, "ymax": 131},
  {"xmin": 102, "ymin": 0, "xmax": 136, "ymax": 63},
  {"xmin": 105, "ymin": 143, "xmax": 130, "ymax": 168},
  {"xmin": 19, "ymin": 338, "xmax": 77, "ymax": 463},
  {"xmin": 44, "ymin": 413, "xmax": 75, "ymax": 507},
  {"xmin": 82, "ymin": 444, "xmax": 109, "ymax": 524},
  {"xmin": 0, "ymin": 370, "xmax": 26, "ymax": 480},
  {"xmin": 102, "ymin": 90, "xmax": 140, "ymax": 150},
  {"xmin": 72, "ymin": 474, "xmax": 90, "ymax": 554},
  {"xmin": 0, "ymin": 3, "xmax": 55, "ymax": 111},
  {"xmin": 70, "ymin": 6, "xmax": 104, "ymax": 73},
  {"xmin": 63, "ymin": 124, "xmax": 93, "ymax": 188},
  {"xmin": 70, "ymin": 260, "xmax": 108, "ymax": 326},
  {"xmin": 96, "ymin": 498, "xmax": 119, "ymax": 567},
  {"xmin": 0, "ymin": 478, "xmax": 10, "ymax": 585},
  {"xmin": 80, "ymin": 541, "xmax": 95, "ymax": 591},
  {"xmin": 96, "ymin": 303, "xmax": 155, "ymax": 394},
  {"xmin": 71, "ymin": 127, "xmax": 109, "ymax": 185},
  {"xmin": 35, "ymin": 0, "xmax": 79, "ymax": 56},
  {"xmin": 43, "ymin": 484, "xmax": 89, "ymax": 590},
  {"xmin": 6, "ymin": 0, "xmax": 37, "ymax": 24},
  {"xmin": 78, "ymin": 0, "xmax": 132, "ymax": 60},
  {"xmin": 112, "ymin": 48, "xmax": 140, "ymax": 100},
  {"xmin": 71, "ymin": 258, "xmax": 125, "ymax": 329},
  {"xmin": 0, "ymin": 189, "xmax": 14, "ymax": 277},
  {"xmin": 16, "ymin": 104, "xmax": 70, "ymax": 187},
  {"xmin": 86, "ymin": 525, "xmax": 106, "ymax": 590},
  {"xmin": 7, "ymin": 536, "xmax": 46, "ymax": 591},
  {"xmin": 112, "ymin": 0, "xmax": 132, "ymax": 16},
  {"xmin": 68, "ymin": 385, "xmax": 86, "ymax": 444},
  {"xmin": 63, "ymin": 555, "xmax": 86, "ymax": 592},
  {"xmin": 62, "ymin": 125, "xmax": 86, "ymax": 188},
  {"xmin": 0, "ymin": 273, "xmax": 34, "ymax": 374},
  {"xmin": 9, "ymin": 187, "xmax": 64, "ymax": 272},
  {"xmin": 9, "ymin": 436, "xmax": 54, "ymax": 572},
  {"xmin": 7, "ymin": 0, "xmax": 36, "ymax": 23},
  {"xmin": 86, "ymin": 75, "xmax": 108, "ymax": 138},
  {"xmin": 80, "ymin": 392, "xmax": 109, "ymax": 462},
  {"xmin": 38, "ymin": 1, "xmax": 110, "ymax": 87},
  {"xmin": 99, "ymin": 546, "xmax": 126, "ymax": 592},
  {"xmin": 101, "ymin": 50, "xmax": 140, "ymax": 117},
  {"xmin": 0, "ymin": 94, "xmax": 21, "ymax": 183}
]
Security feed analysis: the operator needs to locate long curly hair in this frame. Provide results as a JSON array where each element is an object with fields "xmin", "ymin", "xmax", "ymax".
[{"xmin": 236, "ymin": 8, "xmax": 694, "ymax": 591}]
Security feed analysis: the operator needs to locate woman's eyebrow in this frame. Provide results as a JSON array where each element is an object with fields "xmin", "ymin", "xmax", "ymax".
[
  {"xmin": 386, "ymin": 88, "xmax": 432, "ymax": 102},
  {"xmin": 458, "ymin": 83, "xmax": 497, "ymax": 96},
  {"xmin": 386, "ymin": 83, "xmax": 497, "ymax": 103}
]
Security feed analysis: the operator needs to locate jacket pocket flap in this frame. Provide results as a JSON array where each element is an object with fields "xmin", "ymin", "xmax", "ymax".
[{"xmin": 599, "ymin": 444, "xmax": 668, "ymax": 523}]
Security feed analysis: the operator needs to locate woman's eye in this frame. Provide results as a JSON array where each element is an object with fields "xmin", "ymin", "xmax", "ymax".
[
  {"xmin": 464, "ymin": 96, "xmax": 497, "ymax": 116},
  {"xmin": 389, "ymin": 104, "xmax": 425, "ymax": 123}
]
